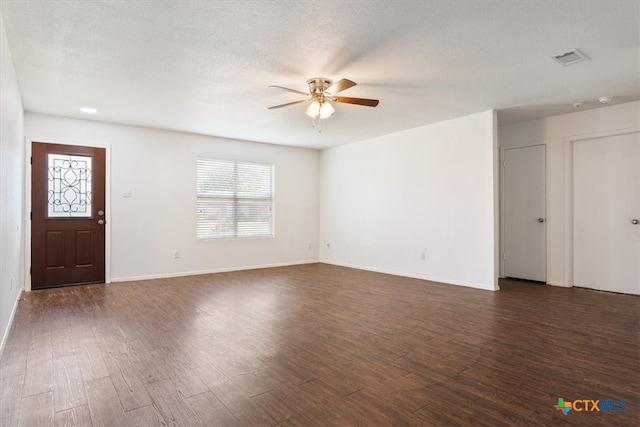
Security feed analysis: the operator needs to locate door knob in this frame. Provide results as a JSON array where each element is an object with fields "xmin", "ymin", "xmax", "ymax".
[
  {"xmin": 98, "ymin": 210, "xmax": 104, "ymax": 216},
  {"xmin": 633, "ymin": 219, "xmax": 639, "ymax": 225},
  {"xmin": 537, "ymin": 218, "xmax": 545, "ymax": 223},
  {"xmin": 98, "ymin": 219, "xmax": 105, "ymax": 225}
]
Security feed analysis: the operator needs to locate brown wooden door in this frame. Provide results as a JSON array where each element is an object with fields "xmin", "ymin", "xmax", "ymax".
[{"xmin": 31, "ymin": 142, "xmax": 106, "ymax": 289}]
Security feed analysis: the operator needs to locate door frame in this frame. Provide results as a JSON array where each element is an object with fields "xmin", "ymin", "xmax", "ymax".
[
  {"xmin": 24, "ymin": 137, "xmax": 112, "ymax": 292},
  {"xmin": 499, "ymin": 140, "xmax": 549, "ymax": 280},
  {"xmin": 563, "ymin": 127, "xmax": 640, "ymax": 288}
]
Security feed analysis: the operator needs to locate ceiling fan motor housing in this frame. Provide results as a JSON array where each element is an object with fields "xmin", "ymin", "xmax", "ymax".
[{"xmin": 308, "ymin": 78, "xmax": 333, "ymax": 99}]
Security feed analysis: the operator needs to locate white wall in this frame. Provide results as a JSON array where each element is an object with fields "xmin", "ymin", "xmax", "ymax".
[
  {"xmin": 25, "ymin": 113, "xmax": 319, "ymax": 284},
  {"xmin": 0, "ymin": 12, "xmax": 25, "ymax": 350},
  {"xmin": 499, "ymin": 101, "xmax": 640, "ymax": 286},
  {"xmin": 319, "ymin": 111, "xmax": 498, "ymax": 291}
]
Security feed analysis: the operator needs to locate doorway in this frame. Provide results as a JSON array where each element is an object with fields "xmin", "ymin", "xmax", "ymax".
[
  {"xmin": 31, "ymin": 142, "xmax": 106, "ymax": 289},
  {"xmin": 572, "ymin": 132, "xmax": 639, "ymax": 295},
  {"xmin": 502, "ymin": 144, "xmax": 546, "ymax": 282}
]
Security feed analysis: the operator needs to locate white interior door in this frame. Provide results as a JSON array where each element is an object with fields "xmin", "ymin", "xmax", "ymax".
[
  {"xmin": 503, "ymin": 145, "xmax": 546, "ymax": 281},
  {"xmin": 573, "ymin": 132, "xmax": 640, "ymax": 295}
]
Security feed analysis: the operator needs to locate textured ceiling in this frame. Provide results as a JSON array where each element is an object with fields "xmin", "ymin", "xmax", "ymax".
[{"xmin": 1, "ymin": 1, "xmax": 639, "ymax": 149}]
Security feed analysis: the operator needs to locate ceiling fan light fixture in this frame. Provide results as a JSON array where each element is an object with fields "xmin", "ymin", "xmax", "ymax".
[{"xmin": 306, "ymin": 100, "xmax": 335, "ymax": 119}]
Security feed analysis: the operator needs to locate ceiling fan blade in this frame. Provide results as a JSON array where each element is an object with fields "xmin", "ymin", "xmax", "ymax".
[
  {"xmin": 268, "ymin": 99, "xmax": 308, "ymax": 109},
  {"xmin": 268, "ymin": 85, "xmax": 309, "ymax": 96},
  {"xmin": 334, "ymin": 96, "xmax": 379, "ymax": 107},
  {"xmin": 327, "ymin": 78, "xmax": 357, "ymax": 94}
]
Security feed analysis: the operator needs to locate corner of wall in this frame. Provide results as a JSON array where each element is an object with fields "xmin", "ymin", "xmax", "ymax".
[
  {"xmin": 491, "ymin": 110, "xmax": 500, "ymax": 290},
  {"xmin": 0, "ymin": 10, "xmax": 26, "ymax": 353}
]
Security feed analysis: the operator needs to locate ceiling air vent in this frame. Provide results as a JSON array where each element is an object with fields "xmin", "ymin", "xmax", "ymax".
[{"xmin": 553, "ymin": 49, "xmax": 589, "ymax": 66}]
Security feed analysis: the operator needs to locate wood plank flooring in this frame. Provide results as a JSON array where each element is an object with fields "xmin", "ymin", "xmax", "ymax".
[{"xmin": 0, "ymin": 263, "xmax": 638, "ymax": 426}]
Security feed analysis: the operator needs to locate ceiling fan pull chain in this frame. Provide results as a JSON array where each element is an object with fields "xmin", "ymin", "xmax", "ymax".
[{"xmin": 310, "ymin": 113, "xmax": 322, "ymax": 133}]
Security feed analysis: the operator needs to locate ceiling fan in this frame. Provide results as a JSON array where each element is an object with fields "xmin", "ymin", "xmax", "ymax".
[{"xmin": 268, "ymin": 78, "xmax": 379, "ymax": 120}]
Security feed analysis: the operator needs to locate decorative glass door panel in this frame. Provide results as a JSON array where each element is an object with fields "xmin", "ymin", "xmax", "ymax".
[{"xmin": 47, "ymin": 153, "xmax": 93, "ymax": 217}]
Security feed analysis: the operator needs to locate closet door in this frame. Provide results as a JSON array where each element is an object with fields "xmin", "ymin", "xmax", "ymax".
[
  {"xmin": 573, "ymin": 132, "xmax": 639, "ymax": 295},
  {"xmin": 503, "ymin": 145, "xmax": 546, "ymax": 282}
]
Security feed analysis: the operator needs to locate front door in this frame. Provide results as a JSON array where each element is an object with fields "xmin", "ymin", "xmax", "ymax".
[
  {"xmin": 503, "ymin": 144, "xmax": 546, "ymax": 282},
  {"xmin": 31, "ymin": 142, "xmax": 106, "ymax": 289}
]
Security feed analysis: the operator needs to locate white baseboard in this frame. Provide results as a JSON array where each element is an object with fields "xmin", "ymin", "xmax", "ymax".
[
  {"xmin": 0, "ymin": 287, "xmax": 23, "ymax": 358},
  {"xmin": 110, "ymin": 259, "xmax": 319, "ymax": 283},
  {"xmin": 321, "ymin": 261, "xmax": 498, "ymax": 291}
]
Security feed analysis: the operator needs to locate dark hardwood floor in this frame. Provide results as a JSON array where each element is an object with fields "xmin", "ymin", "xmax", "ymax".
[{"xmin": 0, "ymin": 263, "xmax": 638, "ymax": 426}]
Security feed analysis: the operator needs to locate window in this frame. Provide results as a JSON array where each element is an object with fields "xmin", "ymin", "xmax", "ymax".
[
  {"xmin": 196, "ymin": 158, "xmax": 273, "ymax": 239},
  {"xmin": 47, "ymin": 153, "xmax": 92, "ymax": 217}
]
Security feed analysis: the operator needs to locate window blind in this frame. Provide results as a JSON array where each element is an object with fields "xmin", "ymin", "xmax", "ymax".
[{"xmin": 196, "ymin": 158, "xmax": 273, "ymax": 239}]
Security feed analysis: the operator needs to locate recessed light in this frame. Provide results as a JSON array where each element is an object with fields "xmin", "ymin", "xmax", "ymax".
[
  {"xmin": 598, "ymin": 96, "xmax": 613, "ymax": 104},
  {"xmin": 80, "ymin": 107, "xmax": 98, "ymax": 114},
  {"xmin": 573, "ymin": 102, "xmax": 586, "ymax": 108}
]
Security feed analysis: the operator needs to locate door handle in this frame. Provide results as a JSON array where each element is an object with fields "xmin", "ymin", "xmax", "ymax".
[
  {"xmin": 537, "ymin": 218, "xmax": 545, "ymax": 223},
  {"xmin": 632, "ymin": 219, "xmax": 639, "ymax": 225},
  {"xmin": 98, "ymin": 219, "xmax": 105, "ymax": 225}
]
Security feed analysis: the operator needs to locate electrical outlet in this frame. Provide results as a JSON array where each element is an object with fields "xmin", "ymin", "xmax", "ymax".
[
  {"xmin": 308, "ymin": 243, "xmax": 312, "ymax": 249},
  {"xmin": 326, "ymin": 243, "xmax": 331, "ymax": 249},
  {"xmin": 173, "ymin": 250, "xmax": 180, "ymax": 259},
  {"xmin": 10, "ymin": 277, "xmax": 13, "ymax": 290},
  {"xmin": 420, "ymin": 251, "xmax": 426, "ymax": 261}
]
